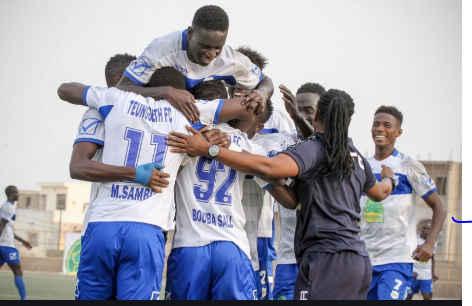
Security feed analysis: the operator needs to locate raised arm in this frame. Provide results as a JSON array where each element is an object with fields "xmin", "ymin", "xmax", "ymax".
[
  {"xmin": 280, "ymin": 84, "xmax": 314, "ymax": 138},
  {"xmin": 363, "ymin": 165, "xmax": 395, "ymax": 202},
  {"xmin": 57, "ymin": 82, "xmax": 88, "ymax": 105},
  {"xmin": 240, "ymin": 74, "xmax": 274, "ymax": 115}
]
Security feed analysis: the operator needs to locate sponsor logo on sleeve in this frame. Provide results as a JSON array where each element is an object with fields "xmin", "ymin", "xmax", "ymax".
[{"xmin": 80, "ymin": 118, "xmax": 102, "ymax": 136}]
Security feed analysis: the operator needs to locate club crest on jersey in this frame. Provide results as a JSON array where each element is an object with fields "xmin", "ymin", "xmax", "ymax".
[
  {"xmin": 251, "ymin": 64, "xmax": 261, "ymax": 77},
  {"xmin": 130, "ymin": 56, "xmax": 152, "ymax": 77},
  {"xmin": 421, "ymin": 174, "xmax": 435, "ymax": 188},
  {"xmin": 80, "ymin": 118, "xmax": 102, "ymax": 135},
  {"xmin": 363, "ymin": 198, "xmax": 384, "ymax": 223}
]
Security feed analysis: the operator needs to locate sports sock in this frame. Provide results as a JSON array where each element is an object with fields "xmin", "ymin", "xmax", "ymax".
[{"xmin": 14, "ymin": 276, "xmax": 27, "ymax": 300}]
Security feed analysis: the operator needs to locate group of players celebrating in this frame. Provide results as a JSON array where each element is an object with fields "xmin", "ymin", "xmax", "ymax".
[{"xmin": 56, "ymin": 4, "xmax": 446, "ymax": 301}]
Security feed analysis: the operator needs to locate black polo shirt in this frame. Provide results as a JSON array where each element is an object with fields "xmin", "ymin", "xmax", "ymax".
[{"xmin": 281, "ymin": 133, "xmax": 376, "ymax": 264}]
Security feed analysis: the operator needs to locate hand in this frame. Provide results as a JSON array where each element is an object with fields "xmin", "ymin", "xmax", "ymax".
[
  {"xmin": 411, "ymin": 241, "xmax": 435, "ymax": 262},
  {"xmin": 163, "ymin": 87, "xmax": 200, "ymax": 123},
  {"xmin": 134, "ymin": 163, "xmax": 170, "ymax": 193},
  {"xmin": 412, "ymin": 272, "xmax": 418, "ymax": 279},
  {"xmin": 240, "ymin": 89, "xmax": 267, "ymax": 115},
  {"xmin": 279, "ymin": 84, "xmax": 303, "ymax": 120},
  {"xmin": 23, "ymin": 241, "xmax": 33, "ymax": 250},
  {"xmin": 432, "ymin": 275, "xmax": 439, "ymax": 282},
  {"xmin": 167, "ymin": 125, "xmax": 212, "ymax": 156},
  {"xmin": 380, "ymin": 164, "xmax": 394, "ymax": 179},
  {"xmin": 202, "ymin": 128, "xmax": 230, "ymax": 148}
]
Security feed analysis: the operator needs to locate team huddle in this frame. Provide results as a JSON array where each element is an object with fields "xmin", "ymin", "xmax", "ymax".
[{"xmin": 53, "ymin": 4, "xmax": 446, "ymax": 301}]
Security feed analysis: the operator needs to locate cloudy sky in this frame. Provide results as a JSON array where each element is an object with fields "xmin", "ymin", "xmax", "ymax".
[{"xmin": 0, "ymin": 0, "xmax": 468, "ymax": 298}]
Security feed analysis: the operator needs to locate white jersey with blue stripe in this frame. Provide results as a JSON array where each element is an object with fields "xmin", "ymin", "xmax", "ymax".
[
  {"xmin": 82, "ymin": 86, "xmax": 224, "ymax": 229},
  {"xmin": 124, "ymin": 29, "xmax": 263, "ymax": 90},
  {"xmin": 0, "ymin": 201, "xmax": 16, "ymax": 248},
  {"xmin": 258, "ymin": 108, "xmax": 297, "ymax": 139},
  {"xmin": 172, "ymin": 123, "xmax": 268, "ymax": 259},
  {"xmin": 252, "ymin": 132, "xmax": 298, "ymax": 264},
  {"xmin": 360, "ymin": 150, "xmax": 438, "ymax": 266},
  {"xmin": 74, "ymin": 108, "xmax": 104, "ymax": 237}
]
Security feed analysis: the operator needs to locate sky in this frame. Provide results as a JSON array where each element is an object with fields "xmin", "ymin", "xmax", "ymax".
[{"xmin": 0, "ymin": 0, "xmax": 468, "ymax": 300}]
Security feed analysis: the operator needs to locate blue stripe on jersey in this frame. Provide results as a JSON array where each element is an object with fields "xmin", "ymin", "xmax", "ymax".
[
  {"xmin": 263, "ymin": 184, "xmax": 273, "ymax": 190},
  {"xmin": 214, "ymin": 99, "xmax": 225, "ymax": 124},
  {"xmin": 83, "ymin": 86, "xmax": 91, "ymax": 106},
  {"xmin": 189, "ymin": 120, "xmax": 207, "ymax": 131},
  {"xmin": 374, "ymin": 173, "xmax": 413, "ymax": 195},
  {"xmin": 392, "ymin": 149, "xmax": 399, "ymax": 157},
  {"xmin": 181, "ymin": 29, "xmax": 188, "ymax": 50},
  {"xmin": 98, "ymin": 105, "xmax": 114, "ymax": 121},
  {"xmin": 124, "ymin": 70, "xmax": 147, "ymax": 86},
  {"xmin": 12, "ymin": 215, "xmax": 15, "ymax": 221},
  {"xmin": 213, "ymin": 75, "xmax": 237, "ymax": 86},
  {"xmin": 185, "ymin": 77, "xmax": 205, "ymax": 90},
  {"xmin": 421, "ymin": 188, "xmax": 437, "ymax": 199},
  {"xmin": 74, "ymin": 138, "xmax": 104, "ymax": 148},
  {"xmin": 1, "ymin": 218, "xmax": 9, "ymax": 223},
  {"xmin": 260, "ymin": 128, "xmax": 280, "ymax": 134}
]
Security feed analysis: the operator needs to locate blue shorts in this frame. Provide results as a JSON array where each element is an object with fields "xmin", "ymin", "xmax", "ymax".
[
  {"xmin": 408, "ymin": 278, "xmax": 433, "ymax": 295},
  {"xmin": 367, "ymin": 263, "xmax": 413, "ymax": 300},
  {"xmin": 76, "ymin": 222, "xmax": 165, "ymax": 300},
  {"xmin": 0, "ymin": 246, "xmax": 20, "ymax": 266},
  {"xmin": 165, "ymin": 241, "xmax": 258, "ymax": 300},
  {"xmin": 273, "ymin": 263, "xmax": 299, "ymax": 300},
  {"xmin": 257, "ymin": 237, "xmax": 275, "ymax": 300}
]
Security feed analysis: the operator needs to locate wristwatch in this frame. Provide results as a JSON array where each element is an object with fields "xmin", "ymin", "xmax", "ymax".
[
  {"xmin": 384, "ymin": 175, "xmax": 398, "ymax": 191},
  {"xmin": 208, "ymin": 144, "xmax": 220, "ymax": 159}
]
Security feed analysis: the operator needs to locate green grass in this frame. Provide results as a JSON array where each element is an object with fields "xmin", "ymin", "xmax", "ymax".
[{"xmin": 0, "ymin": 271, "xmax": 76, "ymax": 300}]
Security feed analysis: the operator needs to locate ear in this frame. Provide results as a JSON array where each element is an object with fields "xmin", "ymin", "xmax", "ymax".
[
  {"xmin": 397, "ymin": 128, "xmax": 403, "ymax": 138},
  {"xmin": 254, "ymin": 123, "xmax": 265, "ymax": 134},
  {"xmin": 187, "ymin": 26, "xmax": 193, "ymax": 36}
]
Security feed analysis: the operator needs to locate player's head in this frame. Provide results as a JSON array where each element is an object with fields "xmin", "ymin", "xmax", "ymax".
[
  {"xmin": 420, "ymin": 222, "xmax": 432, "ymax": 239},
  {"xmin": 296, "ymin": 82, "xmax": 326, "ymax": 137},
  {"xmin": 148, "ymin": 67, "xmax": 186, "ymax": 90},
  {"xmin": 371, "ymin": 105, "xmax": 403, "ymax": 149},
  {"xmin": 187, "ymin": 5, "xmax": 229, "ymax": 67},
  {"xmin": 247, "ymin": 99, "xmax": 274, "ymax": 139},
  {"xmin": 5, "ymin": 185, "xmax": 19, "ymax": 202},
  {"xmin": 105, "ymin": 53, "xmax": 137, "ymax": 87},
  {"xmin": 228, "ymin": 46, "xmax": 267, "ymax": 99},
  {"xmin": 190, "ymin": 80, "xmax": 228, "ymax": 100},
  {"xmin": 315, "ymin": 89, "xmax": 355, "ymax": 184}
]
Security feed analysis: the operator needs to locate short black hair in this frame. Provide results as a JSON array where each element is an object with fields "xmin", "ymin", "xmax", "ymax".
[
  {"xmin": 375, "ymin": 105, "xmax": 403, "ymax": 126},
  {"xmin": 296, "ymin": 82, "xmax": 326, "ymax": 96},
  {"xmin": 148, "ymin": 67, "xmax": 186, "ymax": 90},
  {"xmin": 190, "ymin": 80, "xmax": 228, "ymax": 100},
  {"xmin": 236, "ymin": 46, "xmax": 268, "ymax": 71},
  {"xmin": 105, "ymin": 53, "xmax": 136, "ymax": 87},
  {"xmin": 192, "ymin": 5, "xmax": 229, "ymax": 32},
  {"xmin": 5, "ymin": 185, "xmax": 17, "ymax": 197}
]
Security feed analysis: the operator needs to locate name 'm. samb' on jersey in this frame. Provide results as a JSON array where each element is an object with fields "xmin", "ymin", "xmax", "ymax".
[
  {"xmin": 360, "ymin": 150, "xmax": 438, "ymax": 266},
  {"xmin": 82, "ymin": 86, "xmax": 224, "ymax": 229},
  {"xmin": 172, "ymin": 123, "xmax": 268, "ymax": 259},
  {"xmin": 124, "ymin": 29, "xmax": 263, "ymax": 90}
]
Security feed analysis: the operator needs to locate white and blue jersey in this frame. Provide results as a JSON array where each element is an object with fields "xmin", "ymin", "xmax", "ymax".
[
  {"xmin": 125, "ymin": 29, "xmax": 263, "ymax": 90},
  {"xmin": 0, "ymin": 201, "xmax": 16, "ymax": 248},
  {"xmin": 74, "ymin": 108, "xmax": 104, "ymax": 237},
  {"xmin": 82, "ymin": 87, "xmax": 224, "ymax": 229},
  {"xmin": 171, "ymin": 123, "xmax": 268, "ymax": 258},
  {"xmin": 360, "ymin": 150, "xmax": 438, "ymax": 266},
  {"xmin": 259, "ymin": 108, "xmax": 297, "ymax": 139}
]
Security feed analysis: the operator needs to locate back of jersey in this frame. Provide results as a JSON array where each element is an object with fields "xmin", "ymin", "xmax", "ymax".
[{"xmin": 83, "ymin": 86, "xmax": 190, "ymax": 229}]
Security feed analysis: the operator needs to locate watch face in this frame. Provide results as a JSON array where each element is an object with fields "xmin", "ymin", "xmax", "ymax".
[{"xmin": 209, "ymin": 145, "xmax": 219, "ymax": 157}]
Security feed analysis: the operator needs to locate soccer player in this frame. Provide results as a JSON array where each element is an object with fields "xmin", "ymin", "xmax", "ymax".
[
  {"xmin": 406, "ymin": 222, "xmax": 438, "ymax": 300},
  {"xmin": 73, "ymin": 53, "xmax": 137, "ymax": 240},
  {"xmin": 57, "ymin": 67, "xmax": 238, "ymax": 300},
  {"xmin": 164, "ymin": 79, "xmax": 275, "ymax": 300},
  {"xmin": 359, "ymin": 105, "xmax": 447, "ymax": 300},
  {"xmin": 271, "ymin": 82, "xmax": 326, "ymax": 300},
  {"xmin": 166, "ymin": 88, "xmax": 397, "ymax": 300},
  {"xmin": 0, "ymin": 185, "xmax": 33, "ymax": 300},
  {"xmin": 116, "ymin": 5, "xmax": 274, "ymax": 124}
]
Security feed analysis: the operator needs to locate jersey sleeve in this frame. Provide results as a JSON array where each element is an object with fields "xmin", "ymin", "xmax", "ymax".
[
  {"xmin": 281, "ymin": 141, "xmax": 320, "ymax": 180},
  {"xmin": 83, "ymin": 86, "xmax": 126, "ymax": 121},
  {"xmin": 124, "ymin": 31, "xmax": 181, "ymax": 86},
  {"xmin": 0, "ymin": 205, "xmax": 15, "ymax": 222},
  {"xmin": 405, "ymin": 156, "xmax": 438, "ymax": 199},
  {"xmin": 195, "ymin": 99, "xmax": 225, "ymax": 125},
  {"xmin": 232, "ymin": 49, "xmax": 264, "ymax": 90},
  {"xmin": 74, "ymin": 108, "xmax": 105, "ymax": 148}
]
